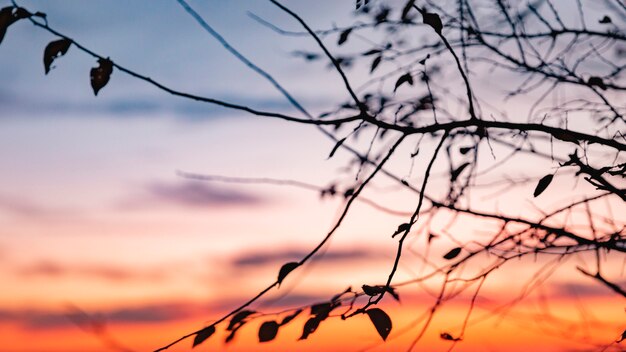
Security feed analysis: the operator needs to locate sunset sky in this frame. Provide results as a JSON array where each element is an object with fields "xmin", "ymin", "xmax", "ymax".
[{"xmin": 0, "ymin": 1, "xmax": 624, "ymax": 351}]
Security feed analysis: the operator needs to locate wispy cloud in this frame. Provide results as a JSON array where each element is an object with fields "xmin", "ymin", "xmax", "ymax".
[
  {"xmin": 0, "ymin": 194, "xmax": 65, "ymax": 218},
  {"xmin": 552, "ymin": 281, "xmax": 626, "ymax": 298},
  {"xmin": 19, "ymin": 261, "xmax": 167, "ymax": 283},
  {"xmin": 120, "ymin": 180, "xmax": 267, "ymax": 209},
  {"xmin": 231, "ymin": 247, "xmax": 377, "ymax": 268}
]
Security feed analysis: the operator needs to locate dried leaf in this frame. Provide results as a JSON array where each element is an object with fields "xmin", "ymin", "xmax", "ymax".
[
  {"xmin": 533, "ymin": 174, "xmax": 553, "ymax": 197},
  {"xmin": 258, "ymin": 320, "xmax": 279, "ymax": 342},
  {"xmin": 362, "ymin": 284, "xmax": 385, "ymax": 296},
  {"xmin": 328, "ymin": 137, "xmax": 347, "ymax": 159},
  {"xmin": 587, "ymin": 76, "xmax": 607, "ymax": 90},
  {"xmin": 0, "ymin": 6, "xmax": 31, "ymax": 45},
  {"xmin": 227, "ymin": 310, "xmax": 255, "ymax": 331},
  {"xmin": 443, "ymin": 247, "xmax": 462, "ymax": 260},
  {"xmin": 90, "ymin": 58, "xmax": 113, "ymax": 96},
  {"xmin": 299, "ymin": 316, "xmax": 322, "ymax": 340},
  {"xmin": 423, "ymin": 12, "xmax": 443, "ymax": 34},
  {"xmin": 393, "ymin": 73, "xmax": 413, "ymax": 92},
  {"xmin": 43, "ymin": 38, "xmax": 72, "ymax": 74},
  {"xmin": 599, "ymin": 15, "xmax": 611, "ymax": 24},
  {"xmin": 277, "ymin": 262, "xmax": 299, "ymax": 285},
  {"xmin": 440, "ymin": 332, "xmax": 461, "ymax": 341},
  {"xmin": 366, "ymin": 308, "xmax": 392, "ymax": 341},
  {"xmin": 192, "ymin": 325, "xmax": 215, "ymax": 348},
  {"xmin": 338, "ymin": 28, "xmax": 352, "ymax": 46}
]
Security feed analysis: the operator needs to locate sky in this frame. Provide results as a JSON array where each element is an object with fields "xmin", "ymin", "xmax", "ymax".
[{"xmin": 0, "ymin": 1, "xmax": 625, "ymax": 351}]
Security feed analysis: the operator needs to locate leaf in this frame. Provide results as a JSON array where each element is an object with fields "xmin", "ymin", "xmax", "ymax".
[
  {"xmin": 328, "ymin": 137, "xmax": 347, "ymax": 159},
  {"xmin": 451, "ymin": 162, "xmax": 470, "ymax": 182},
  {"xmin": 385, "ymin": 286, "xmax": 400, "ymax": 301},
  {"xmin": 310, "ymin": 302, "xmax": 333, "ymax": 317},
  {"xmin": 258, "ymin": 320, "xmax": 279, "ymax": 342},
  {"xmin": 227, "ymin": 310, "xmax": 255, "ymax": 331},
  {"xmin": 280, "ymin": 309, "xmax": 302, "ymax": 326},
  {"xmin": 599, "ymin": 15, "xmax": 611, "ymax": 24},
  {"xmin": 0, "ymin": 6, "xmax": 30, "ymax": 46},
  {"xmin": 277, "ymin": 262, "xmax": 299, "ymax": 285},
  {"xmin": 362, "ymin": 49, "xmax": 381, "ymax": 56},
  {"xmin": 423, "ymin": 12, "xmax": 443, "ymax": 34},
  {"xmin": 370, "ymin": 55, "xmax": 382, "ymax": 73},
  {"xmin": 443, "ymin": 247, "xmax": 462, "ymax": 260},
  {"xmin": 338, "ymin": 28, "xmax": 352, "ymax": 46},
  {"xmin": 43, "ymin": 38, "xmax": 72, "ymax": 74},
  {"xmin": 618, "ymin": 329, "xmax": 626, "ymax": 342},
  {"xmin": 299, "ymin": 316, "xmax": 322, "ymax": 340},
  {"xmin": 440, "ymin": 332, "xmax": 461, "ymax": 341},
  {"xmin": 90, "ymin": 58, "xmax": 113, "ymax": 96},
  {"xmin": 533, "ymin": 174, "xmax": 554, "ymax": 197},
  {"xmin": 192, "ymin": 325, "xmax": 215, "ymax": 348},
  {"xmin": 366, "ymin": 308, "xmax": 392, "ymax": 341},
  {"xmin": 587, "ymin": 76, "xmax": 607, "ymax": 90},
  {"xmin": 393, "ymin": 73, "xmax": 413, "ymax": 92}
]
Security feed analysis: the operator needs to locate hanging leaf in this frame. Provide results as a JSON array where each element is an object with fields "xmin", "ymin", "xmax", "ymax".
[
  {"xmin": 366, "ymin": 308, "xmax": 392, "ymax": 341},
  {"xmin": 90, "ymin": 58, "xmax": 113, "ymax": 96},
  {"xmin": 385, "ymin": 286, "xmax": 400, "ymax": 301},
  {"xmin": 328, "ymin": 137, "xmax": 347, "ymax": 159},
  {"xmin": 280, "ymin": 309, "xmax": 302, "ymax": 326},
  {"xmin": 370, "ymin": 55, "xmax": 382, "ymax": 73},
  {"xmin": 227, "ymin": 310, "xmax": 255, "ymax": 331},
  {"xmin": 443, "ymin": 247, "xmax": 462, "ymax": 260},
  {"xmin": 43, "ymin": 38, "xmax": 72, "ymax": 74},
  {"xmin": 258, "ymin": 320, "xmax": 279, "ymax": 342},
  {"xmin": 599, "ymin": 15, "xmax": 612, "ymax": 24},
  {"xmin": 451, "ymin": 162, "xmax": 470, "ymax": 182},
  {"xmin": 277, "ymin": 262, "xmax": 299, "ymax": 285},
  {"xmin": 362, "ymin": 284, "xmax": 385, "ymax": 296},
  {"xmin": 338, "ymin": 28, "xmax": 352, "ymax": 46},
  {"xmin": 299, "ymin": 316, "xmax": 322, "ymax": 340},
  {"xmin": 533, "ymin": 174, "xmax": 554, "ymax": 197},
  {"xmin": 192, "ymin": 325, "xmax": 215, "ymax": 348},
  {"xmin": 225, "ymin": 324, "xmax": 243, "ymax": 344},
  {"xmin": 423, "ymin": 12, "xmax": 443, "ymax": 34},
  {"xmin": 0, "ymin": 6, "xmax": 31, "ymax": 46},
  {"xmin": 393, "ymin": 73, "xmax": 413, "ymax": 92}
]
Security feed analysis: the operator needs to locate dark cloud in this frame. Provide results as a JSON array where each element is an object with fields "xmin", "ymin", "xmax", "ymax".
[
  {"xmin": 231, "ymin": 248, "xmax": 376, "ymax": 267},
  {"xmin": 19, "ymin": 261, "xmax": 166, "ymax": 282},
  {"xmin": 552, "ymin": 281, "xmax": 626, "ymax": 298},
  {"xmin": 142, "ymin": 181, "xmax": 266, "ymax": 208}
]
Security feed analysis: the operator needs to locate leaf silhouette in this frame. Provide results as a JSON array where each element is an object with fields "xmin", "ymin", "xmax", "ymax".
[
  {"xmin": 366, "ymin": 308, "xmax": 392, "ymax": 341},
  {"xmin": 362, "ymin": 284, "xmax": 385, "ymax": 296},
  {"xmin": 362, "ymin": 49, "xmax": 381, "ymax": 56},
  {"xmin": 459, "ymin": 146, "xmax": 473, "ymax": 155},
  {"xmin": 533, "ymin": 174, "xmax": 553, "ymax": 197},
  {"xmin": 440, "ymin": 332, "xmax": 461, "ymax": 341},
  {"xmin": 443, "ymin": 247, "xmax": 462, "ymax": 260},
  {"xmin": 393, "ymin": 73, "xmax": 413, "ymax": 92},
  {"xmin": 338, "ymin": 28, "xmax": 352, "ymax": 46},
  {"xmin": 299, "ymin": 316, "xmax": 322, "ymax": 340},
  {"xmin": 43, "ymin": 38, "xmax": 72, "ymax": 74},
  {"xmin": 279, "ymin": 309, "xmax": 302, "ymax": 326},
  {"xmin": 618, "ymin": 329, "xmax": 626, "ymax": 342},
  {"xmin": 599, "ymin": 15, "xmax": 611, "ymax": 24},
  {"xmin": 227, "ymin": 310, "xmax": 255, "ymax": 331},
  {"xmin": 328, "ymin": 137, "xmax": 347, "ymax": 159},
  {"xmin": 0, "ymin": 6, "xmax": 31, "ymax": 45},
  {"xmin": 587, "ymin": 76, "xmax": 607, "ymax": 90},
  {"xmin": 392, "ymin": 222, "xmax": 411, "ymax": 237},
  {"xmin": 90, "ymin": 58, "xmax": 113, "ymax": 96},
  {"xmin": 370, "ymin": 55, "xmax": 382, "ymax": 73},
  {"xmin": 277, "ymin": 261, "xmax": 299, "ymax": 285},
  {"xmin": 192, "ymin": 325, "xmax": 215, "ymax": 348},
  {"xmin": 451, "ymin": 162, "xmax": 470, "ymax": 182},
  {"xmin": 422, "ymin": 12, "xmax": 443, "ymax": 34},
  {"xmin": 258, "ymin": 320, "xmax": 279, "ymax": 342}
]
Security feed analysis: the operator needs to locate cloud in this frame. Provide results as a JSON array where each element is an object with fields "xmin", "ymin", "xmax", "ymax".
[
  {"xmin": 19, "ymin": 261, "xmax": 166, "ymax": 283},
  {"xmin": 137, "ymin": 181, "xmax": 267, "ymax": 208},
  {"xmin": 552, "ymin": 281, "xmax": 626, "ymax": 298},
  {"xmin": 231, "ymin": 247, "xmax": 377, "ymax": 267},
  {"xmin": 0, "ymin": 194, "xmax": 60, "ymax": 218},
  {"xmin": 0, "ymin": 303, "xmax": 196, "ymax": 330}
]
